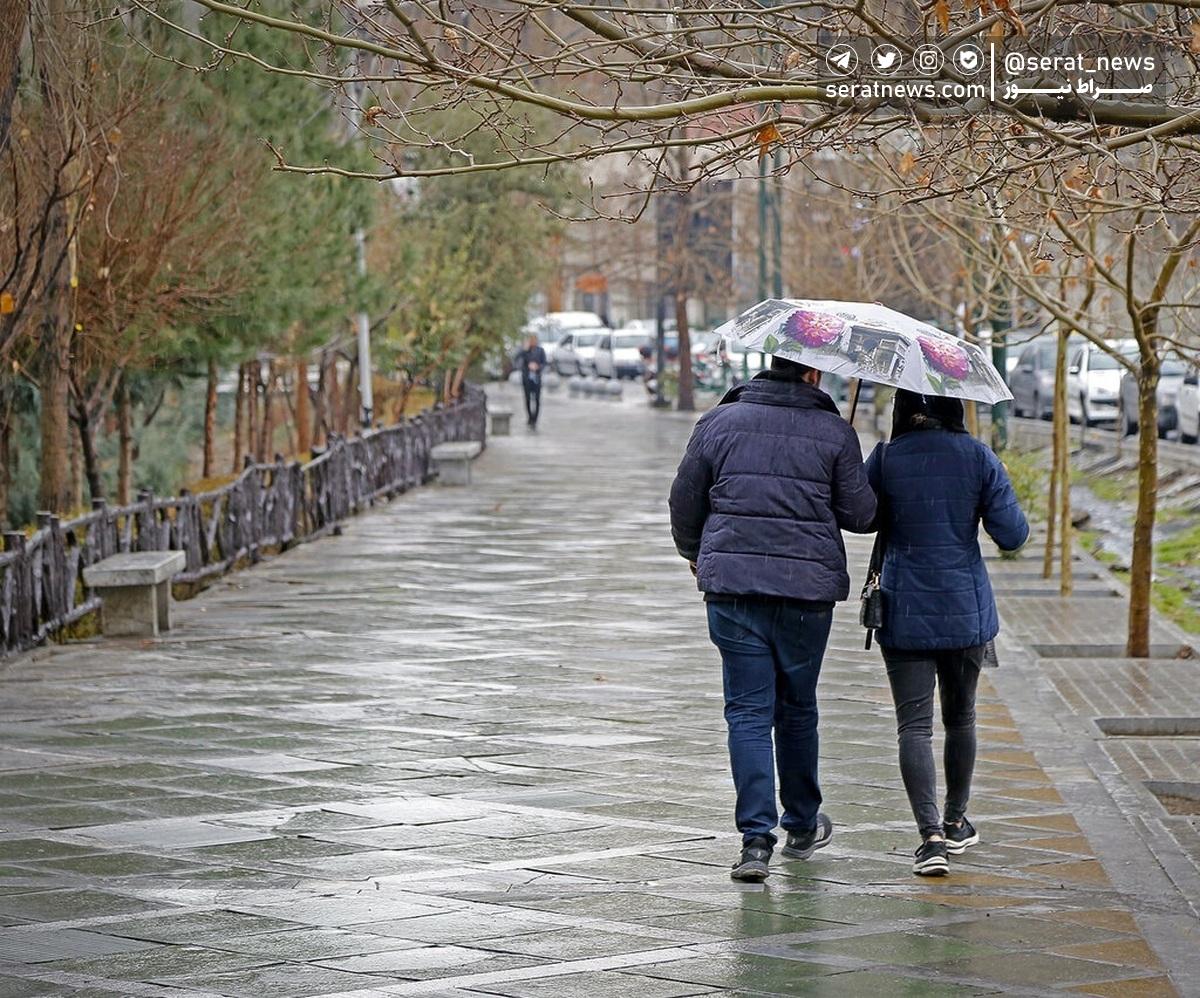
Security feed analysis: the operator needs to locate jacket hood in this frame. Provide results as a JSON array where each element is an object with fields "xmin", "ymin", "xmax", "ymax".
[{"xmin": 719, "ymin": 371, "xmax": 841, "ymax": 415}]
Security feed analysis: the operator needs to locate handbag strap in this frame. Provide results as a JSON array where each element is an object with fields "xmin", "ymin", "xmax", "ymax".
[{"xmin": 867, "ymin": 443, "xmax": 888, "ymax": 577}]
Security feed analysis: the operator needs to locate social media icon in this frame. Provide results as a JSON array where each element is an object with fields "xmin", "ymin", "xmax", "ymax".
[
  {"xmin": 913, "ymin": 44, "xmax": 944, "ymax": 75},
  {"xmin": 871, "ymin": 44, "xmax": 902, "ymax": 75},
  {"xmin": 954, "ymin": 45, "xmax": 984, "ymax": 74},
  {"xmin": 826, "ymin": 44, "xmax": 858, "ymax": 76}
]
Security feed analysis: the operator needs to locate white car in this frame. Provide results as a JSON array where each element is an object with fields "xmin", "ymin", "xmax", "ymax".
[
  {"xmin": 715, "ymin": 336, "xmax": 768, "ymax": 380},
  {"xmin": 1178, "ymin": 363, "xmax": 1199, "ymax": 444},
  {"xmin": 530, "ymin": 311, "xmax": 604, "ymax": 363},
  {"xmin": 1067, "ymin": 339, "xmax": 1137, "ymax": 426},
  {"xmin": 553, "ymin": 328, "xmax": 606, "ymax": 376},
  {"xmin": 593, "ymin": 330, "xmax": 650, "ymax": 379}
]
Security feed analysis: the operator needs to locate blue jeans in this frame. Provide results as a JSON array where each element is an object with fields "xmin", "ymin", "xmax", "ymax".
[{"xmin": 706, "ymin": 598, "xmax": 833, "ymax": 845}]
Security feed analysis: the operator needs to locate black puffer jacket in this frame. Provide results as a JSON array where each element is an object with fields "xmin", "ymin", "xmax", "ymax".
[{"xmin": 669, "ymin": 373, "xmax": 877, "ymax": 602}]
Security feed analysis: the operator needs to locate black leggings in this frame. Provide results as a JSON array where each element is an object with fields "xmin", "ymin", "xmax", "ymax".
[
  {"xmin": 882, "ymin": 645, "xmax": 983, "ymax": 838},
  {"xmin": 522, "ymin": 377, "xmax": 541, "ymax": 424}
]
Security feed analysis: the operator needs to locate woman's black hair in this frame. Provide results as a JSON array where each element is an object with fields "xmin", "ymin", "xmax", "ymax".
[{"xmin": 891, "ymin": 388, "xmax": 968, "ymax": 438}]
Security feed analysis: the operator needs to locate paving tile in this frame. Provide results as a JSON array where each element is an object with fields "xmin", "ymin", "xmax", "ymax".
[
  {"xmin": 471, "ymin": 970, "xmax": 718, "ymax": 997},
  {"xmin": 0, "ymin": 889, "xmax": 169, "ymax": 922},
  {"xmin": 636, "ymin": 953, "xmax": 845, "ymax": 992},
  {"xmin": 0, "ymin": 926, "xmax": 160, "ymax": 962},
  {"xmin": 164, "ymin": 961, "xmax": 403, "ymax": 996}
]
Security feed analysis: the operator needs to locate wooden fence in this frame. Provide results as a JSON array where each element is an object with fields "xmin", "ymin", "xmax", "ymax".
[{"xmin": 0, "ymin": 385, "xmax": 487, "ymax": 657}]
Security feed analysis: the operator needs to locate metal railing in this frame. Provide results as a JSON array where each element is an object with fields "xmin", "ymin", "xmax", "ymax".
[{"xmin": 0, "ymin": 385, "xmax": 487, "ymax": 657}]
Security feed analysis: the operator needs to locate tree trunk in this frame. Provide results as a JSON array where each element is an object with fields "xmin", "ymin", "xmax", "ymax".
[
  {"xmin": 73, "ymin": 400, "xmax": 103, "ymax": 503},
  {"xmin": 295, "ymin": 358, "xmax": 311, "ymax": 456},
  {"xmin": 0, "ymin": 382, "xmax": 10, "ymax": 527},
  {"xmin": 203, "ymin": 357, "xmax": 218, "ymax": 479},
  {"xmin": 1044, "ymin": 329, "xmax": 1068, "ymax": 579},
  {"xmin": 37, "ymin": 271, "xmax": 72, "ymax": 511},
  {"xmin": 1043, "ymin": 420, "xmax": 1060, "ymax": 580},
  {"xmin": 964, "ymin": 400, "xmax": 979, "ymax": 439},
  {"xmin": 674, "ymin": 289, "xmax": 694, "ymax": 412},
  {"xmin": 1055, "ymin": 331, "xmax": 1072, "ymax": 597},
  {"xmin": 257, "ymin": 360, "xmax": 275, "ymax": 460},
  {"xmin": 1126, "ymin": 357, "xmax": 1160, "ymax": 658},
  {"xmin": 246, "ymin": 359, "xmax": 260, "ymax": 461},
  {"xmin": 117, "ymin": 378, "xmax": 132, "ymax": 504},
  {"xmin": 0, "ymin": 0, "xmax": 27, "ymax": 156},
  {"xmin": 231, "ymin": 362, "xmax": 245, "ymax": 473},
  {"xmin": 449, "ymin": 352, "xmax": 474, "ymax": 400},
  {"xmin": 343, "ymin": 356, "xmax": 358, "ymax": 433}
]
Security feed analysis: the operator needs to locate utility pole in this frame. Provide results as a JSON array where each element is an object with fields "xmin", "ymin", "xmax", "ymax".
[
  {"xmin": 990, "ymin": 286, "xmax": 1010, "ymax": 453},
  {"xmin": 771, "ymin": 146, "xmax": 784, "ymax": 299},
  {"xmin": 346, "ymin": 4, "xmax": 374, "ymax": 429},
  {"xmin": 353, "ymin": 225, "xmax": 373, "ymax": 429}
]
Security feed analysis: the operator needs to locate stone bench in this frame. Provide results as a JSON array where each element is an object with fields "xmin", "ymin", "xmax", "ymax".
[
  {"xmin": 82, "ymin": 550, "xmax": 186, "ymax": 638},
  {"xmin": 489, "ymin": 407, "xmax": 514, "ymax": 436},
  {"xmin": 430, "ymin": 441, "xmax": 483, "ymax": 485}
]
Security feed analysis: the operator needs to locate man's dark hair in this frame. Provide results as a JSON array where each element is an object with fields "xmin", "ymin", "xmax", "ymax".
[
  {"xmin": 891, "ymin": 388, "xmax": 967, "ymax": 438},
  {"xmin": 769, "ymin": 355, "xmax": 815, "ymax": 378}
]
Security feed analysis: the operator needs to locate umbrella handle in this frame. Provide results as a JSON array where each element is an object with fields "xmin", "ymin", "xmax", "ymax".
[{"xmin": 848, "ymin": 378, "xmax": 861, "ymax": 424}]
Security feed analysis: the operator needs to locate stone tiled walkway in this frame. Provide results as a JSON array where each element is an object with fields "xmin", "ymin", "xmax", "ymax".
[{"xmin": 0, "ymin": 385, "xmax": 1196, "ymax": 997}]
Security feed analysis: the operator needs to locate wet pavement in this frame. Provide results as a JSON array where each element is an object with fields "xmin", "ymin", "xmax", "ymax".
[{"xmin": 0, "ymin": 383, "xmax": 1197, "ymax": 997}]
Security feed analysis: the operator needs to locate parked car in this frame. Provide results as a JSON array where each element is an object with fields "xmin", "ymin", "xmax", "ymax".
[
  {"xmin": 1067, "ymin": 339, "xmax": 1137, "ymax": 426},
  {"xmin": 699, "ymin": 336, "xmax": 768, "ymax": 382},
  {"xmin": 553, "ymin": 328, "xmax": 606, "ymax": 376},
  {"xmin": 593, "ymin": 330, "xmax": 651, "ymax": 379},
  {"xmin": 1178, "ymin": 364, "xmax": 1200, "ymax": 444},
  {"xmin": 1117, "ymin": 358, "xmax": 1187, "ymax": 438},
  {"xmin": 1008, "ymin": 336, "xmax": 1062, "ymax": 420},
  {"xmin": 527, "ymin": 311, "xmax": 604, "ymax": 365}
]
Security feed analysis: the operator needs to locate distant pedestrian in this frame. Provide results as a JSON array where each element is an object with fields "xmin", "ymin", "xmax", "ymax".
[
  {"xmin": 514, "ymin": 334, "xmax": 547, "ymax": 428},
  {"xmin": 669, "ymin": 356, "xmax": 877, "ymax": 882},
  {"xmin": 865, "ymin": 390, "xmax": 1029, "ymax": 877}
]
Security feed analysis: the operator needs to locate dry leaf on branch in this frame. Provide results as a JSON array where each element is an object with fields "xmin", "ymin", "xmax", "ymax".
[
  {"xmin": 756, "ymin": 123, "xmax": 782, "ymax": 158},
  {"xmin": 935, "ymin": 0, "xmax": 951, "ymax": 34}
]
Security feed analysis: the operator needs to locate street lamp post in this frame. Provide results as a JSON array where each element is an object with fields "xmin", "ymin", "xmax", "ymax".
[{"xmin": 346, "ymin": 2, "xmax": 376, "ymax": 430}]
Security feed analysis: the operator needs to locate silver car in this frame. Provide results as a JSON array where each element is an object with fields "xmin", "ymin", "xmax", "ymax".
[
  {"xmin": 553, "ymin": 329, "xmax": 606, "ymax": 376},
  {"xmin": 1008, "ymin": 336, "xmax": 1061, "ymax": 420},
  {"xmin": 1117, "ymin": 358, "xmax": 1186, "ymax": 438}
]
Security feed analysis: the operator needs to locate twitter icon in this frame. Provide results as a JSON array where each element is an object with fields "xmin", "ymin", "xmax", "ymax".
[{"xmin": 872, "ymin": 44, "xmax": 902, "ymax": 75}]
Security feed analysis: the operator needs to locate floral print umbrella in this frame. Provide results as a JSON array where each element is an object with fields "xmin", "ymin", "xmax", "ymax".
[{"xmin": 713, "ymin": 298, "xmax": 1013, "ymax": 404}]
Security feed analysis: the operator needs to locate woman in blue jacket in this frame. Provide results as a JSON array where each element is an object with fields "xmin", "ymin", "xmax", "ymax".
[{"xmin": 865, "ymin": 390, "xmax": 1029, "ymax": 876}]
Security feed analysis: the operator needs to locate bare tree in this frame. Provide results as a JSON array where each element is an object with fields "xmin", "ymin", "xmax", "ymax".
[{"xmin": 132, "ymin": 0, "xmax": 1200, "ymax": 193}]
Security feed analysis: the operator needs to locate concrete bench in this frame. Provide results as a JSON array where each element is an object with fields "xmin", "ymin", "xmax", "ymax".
[
  {"xmin": 489, "ymin": 407, "xmax": 514, "ymax": 436},
  {"xmin": 82, "ymin": 550, "xmax": 186, "ymax": 637},
  {"xmin": 430, "ymin": 441, "xmax": 483, "ymax": 485}
]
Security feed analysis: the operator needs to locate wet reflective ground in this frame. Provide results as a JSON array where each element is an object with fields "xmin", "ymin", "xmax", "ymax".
[{"xmin": 0, "ymin": 385, "xmax": 1193, "ymax": 996}]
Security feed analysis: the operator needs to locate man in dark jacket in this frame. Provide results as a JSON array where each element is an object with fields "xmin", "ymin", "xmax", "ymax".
[
  {"xmin": 514, "ymin": 334, "xmax": 548, "ymax": 428},
  {"xmin": 669, "ymin": 356, "xmax": 877, "ymax": 881}
]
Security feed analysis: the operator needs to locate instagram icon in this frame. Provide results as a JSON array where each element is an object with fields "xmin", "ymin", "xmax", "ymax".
[{"xmin": 913, "ymin": 45, "xmax": 944, "ymax": 75}]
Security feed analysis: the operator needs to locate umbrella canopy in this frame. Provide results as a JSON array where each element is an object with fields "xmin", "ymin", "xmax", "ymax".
[{"xmin": 713, "ymin": 299, "xmax": 1013, "ymax": 404}]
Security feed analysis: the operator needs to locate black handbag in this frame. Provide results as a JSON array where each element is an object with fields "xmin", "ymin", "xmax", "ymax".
[{"xmin": 859, "ymin": 444, "xmax": 887, "ymax": 650}]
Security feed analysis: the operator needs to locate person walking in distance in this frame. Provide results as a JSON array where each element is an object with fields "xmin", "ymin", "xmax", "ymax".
[
  {"xmin": 514, "ymin": 334, "xmax": 547, "ymax": 428},
  {"xmin": 669, "ymin": 356, "xmax": 877, "ymax": 882},
  {"xmin": 865, "ymin": 390, "xmax": 1029, "ymax": 876}
]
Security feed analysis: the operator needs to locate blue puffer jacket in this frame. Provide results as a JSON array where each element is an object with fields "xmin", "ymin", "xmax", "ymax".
[
  {"xmin": 669, "ymin": 373, "xmax": 877, "ymax": 603},
  {"xmin": 865, "ymin": 430, "xmax": 1029, "ymax": 651}
]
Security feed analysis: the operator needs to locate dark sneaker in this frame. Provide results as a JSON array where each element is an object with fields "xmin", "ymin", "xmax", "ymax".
[
  {"xmin": 943, "ymin": 817, "xmax": 979, "ymax": 855},
  {"xmin": 781, "ymin": 812, "xmax": 833, "ymax": 860},
  {"xmin": 730, "ymin": 836, "xmax": 773, "ymax": 882},
  {"xmin": 913, "ymin": 838, "xmax": 950, "ymax": 876}
]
